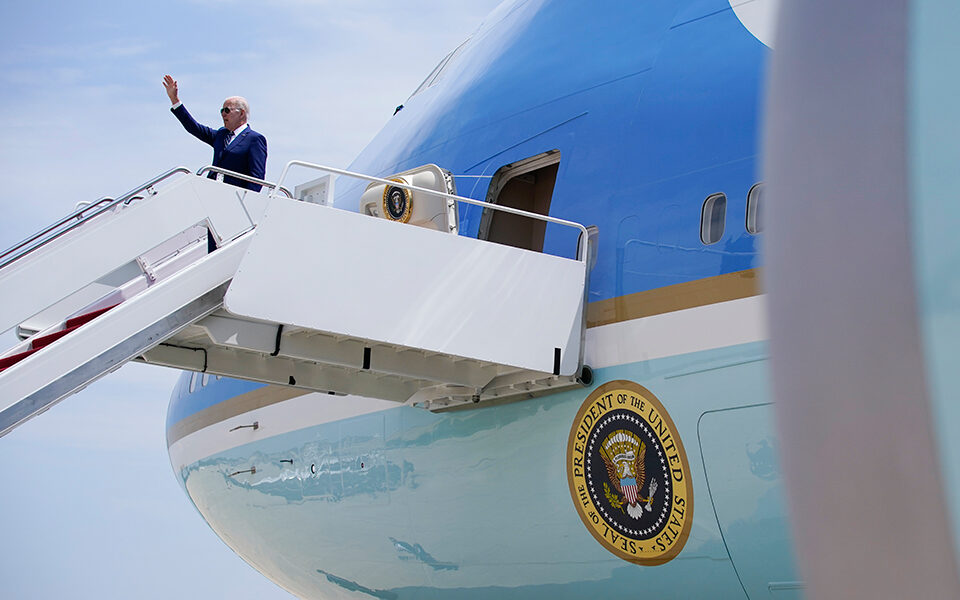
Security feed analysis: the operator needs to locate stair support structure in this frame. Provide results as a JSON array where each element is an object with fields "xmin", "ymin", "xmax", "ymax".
[{"xmin": 0, "ymin": 161, "xmax": 593, "ymax": 437}]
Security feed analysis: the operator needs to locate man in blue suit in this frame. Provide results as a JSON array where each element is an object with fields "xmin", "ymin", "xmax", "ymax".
[{"xmin": 162, "ymin": 74, "xmax": 267, "ymax": 192}]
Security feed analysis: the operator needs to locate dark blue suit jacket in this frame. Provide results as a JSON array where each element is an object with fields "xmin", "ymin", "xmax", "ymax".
[{"xmin": 171, "ymin": 104, "xmax": 268, "ymax": 191}]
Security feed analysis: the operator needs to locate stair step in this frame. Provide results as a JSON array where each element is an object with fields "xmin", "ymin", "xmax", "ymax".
[
  {"xmin": 0, "ymin": 303, "xmax": 121, "ymax": 373},
  {"xmin": 65, "ymin": 303, "xmax": 119, "ymax": 329},
  {"xmin": 31, "ymin": 326, "xmax": 77, "ymax": 350},
  {"xmin": 0, "ymin": 348, "xmax": 39, "ymax": 371}
]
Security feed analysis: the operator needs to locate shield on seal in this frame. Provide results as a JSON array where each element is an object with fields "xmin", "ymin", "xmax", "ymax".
[{"xmin": 620, "ymin": 478, "xmax": 639, "ymax": 505}]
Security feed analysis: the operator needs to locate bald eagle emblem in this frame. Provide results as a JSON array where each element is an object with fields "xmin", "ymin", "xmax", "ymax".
[
  {"xmin": 599, "ymin": 430, "xmax": 658, "ymax": 519},
  {"xmin": 382, "ymin": 179, "xmax": 413, "ymax": 223},
  {"xmin": 567, "ymin": 380, "xmax": 694, "ymax": 566}
]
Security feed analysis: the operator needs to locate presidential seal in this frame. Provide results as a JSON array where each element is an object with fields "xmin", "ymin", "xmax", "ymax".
[
  {"xmin": 382, "ymin": 179, "xmax": 413, "ymax": 223},
  {"xmin": 566, "ymin": 380, "xmax": 693, "ymax": 565}
]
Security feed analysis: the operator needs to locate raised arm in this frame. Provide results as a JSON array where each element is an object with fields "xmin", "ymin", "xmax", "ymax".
[
  {"xmin": 164, "ymin": 74, "xmax": 217, "ymax": 146},
  {"xmin": 162, "ymin": 74, "xmax": 180, "ymax": 106}
]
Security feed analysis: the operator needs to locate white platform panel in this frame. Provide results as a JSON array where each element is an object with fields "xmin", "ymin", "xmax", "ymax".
[{"xmin": 224, "ymin": 199, "xmax": 587, "ymax": 375}]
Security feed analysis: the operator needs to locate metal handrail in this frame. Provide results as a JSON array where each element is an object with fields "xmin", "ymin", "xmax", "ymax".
[
  {"xmin": 0, "ymin": 197, "xmax": 110, "ymax": 263},
  {"xmin": 196, "ymin": 166, "xmax": 293, "ymax": 198},
  {"xmin": 271, "ymin": 160, "xmax": 591, "ymax": 263},
  {"xmin": 73, "ymin": 196, "xmax": 116, "ymax": 215},
  {"xmin": 0, "ymin": 166, "xmax": 192, "ymax": 271}
]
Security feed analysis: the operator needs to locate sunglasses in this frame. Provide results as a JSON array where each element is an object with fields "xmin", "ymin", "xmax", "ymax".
[{"xmin": 220, "ymin": 106, "xmax": 242, "ymax": 115}]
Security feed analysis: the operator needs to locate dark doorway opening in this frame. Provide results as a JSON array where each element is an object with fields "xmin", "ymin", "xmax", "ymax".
[{"xmin": 479, "ymin": 150, "xmax": 560, "ymax": 252}]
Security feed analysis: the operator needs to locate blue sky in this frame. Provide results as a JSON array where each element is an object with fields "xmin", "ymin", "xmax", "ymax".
[{"xmin": 0, "ymin": 1, "xmax": 501, "ymax": 597}]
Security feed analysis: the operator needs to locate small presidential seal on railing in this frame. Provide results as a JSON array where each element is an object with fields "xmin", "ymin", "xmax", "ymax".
[
  {"xmin": 382, "ymin": 178, "xmax": 413, "ymax": 223},
  {"xmin": 566, "ymin": 380, "xmax": 693, "ymax": 565}
]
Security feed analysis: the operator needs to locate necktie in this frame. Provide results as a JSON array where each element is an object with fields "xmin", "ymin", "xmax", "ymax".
[{"xmin": 225, "ymin": 132, "xmax": 234, "ymax": 146}]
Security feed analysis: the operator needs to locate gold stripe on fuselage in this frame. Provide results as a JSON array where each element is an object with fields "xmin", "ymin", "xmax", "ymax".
[
  {"xmin": 586, "ymin": 268, "xmax": 761, "ymax": 328},
  {"xmin": 166, "ymin": 385, "xmax": 309, "ymax": 446}
]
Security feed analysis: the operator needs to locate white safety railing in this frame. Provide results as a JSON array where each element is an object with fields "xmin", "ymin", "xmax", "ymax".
[
  {"xmin": 0, "ymin": 166, "xmax": 296, "ymax": 274},
  {"xmin": 196, "ymin": 166, "xmax": 293, "ymax": 198},
  {"xmin": 0, "ymin": 167, "xmax": 193, "ymax": 271},
  {"xmin": 271, "ymin": 160, "xmax": 591, "ymax": 264}
]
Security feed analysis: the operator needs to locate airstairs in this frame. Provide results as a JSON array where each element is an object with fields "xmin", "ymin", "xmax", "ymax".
[{"xmin": 0, "ymin": 162, "xmax": 593, "ymax": 438}]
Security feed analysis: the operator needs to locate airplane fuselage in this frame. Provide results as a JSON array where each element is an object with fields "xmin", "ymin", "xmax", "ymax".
[{"xmin": 166, "ymin": 1, "xmax": 793, "ymax": 597}]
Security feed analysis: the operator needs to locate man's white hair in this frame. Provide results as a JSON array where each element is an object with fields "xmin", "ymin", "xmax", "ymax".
[{"xmin": 225, "ymin": 96, "xmax": 250, "ymax": 118}]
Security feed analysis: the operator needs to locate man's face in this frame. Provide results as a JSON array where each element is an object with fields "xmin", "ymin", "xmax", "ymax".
[{"xmin": 221, "ymin": 100, "xmax": 244, "ymax": 131}]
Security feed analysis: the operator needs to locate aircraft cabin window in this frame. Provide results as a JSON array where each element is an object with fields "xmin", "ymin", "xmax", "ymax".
[
  {"xmin": 202, "ymin": 373, "xmax": 210, "ymax": 387},
  {"xmin": 746, "ymin": 182, "xmax": 764, "ymax": 234},
  {"xmin": 701, "ymin": 193, "xmax": 726, "ymax": 245},
  {"xmin": 409, "ymin": 38, "xmax": 470, "ymax": 98},
  {"xmin": 188, "ymin": 372, "xmax": 199, "ymax": 394}
]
